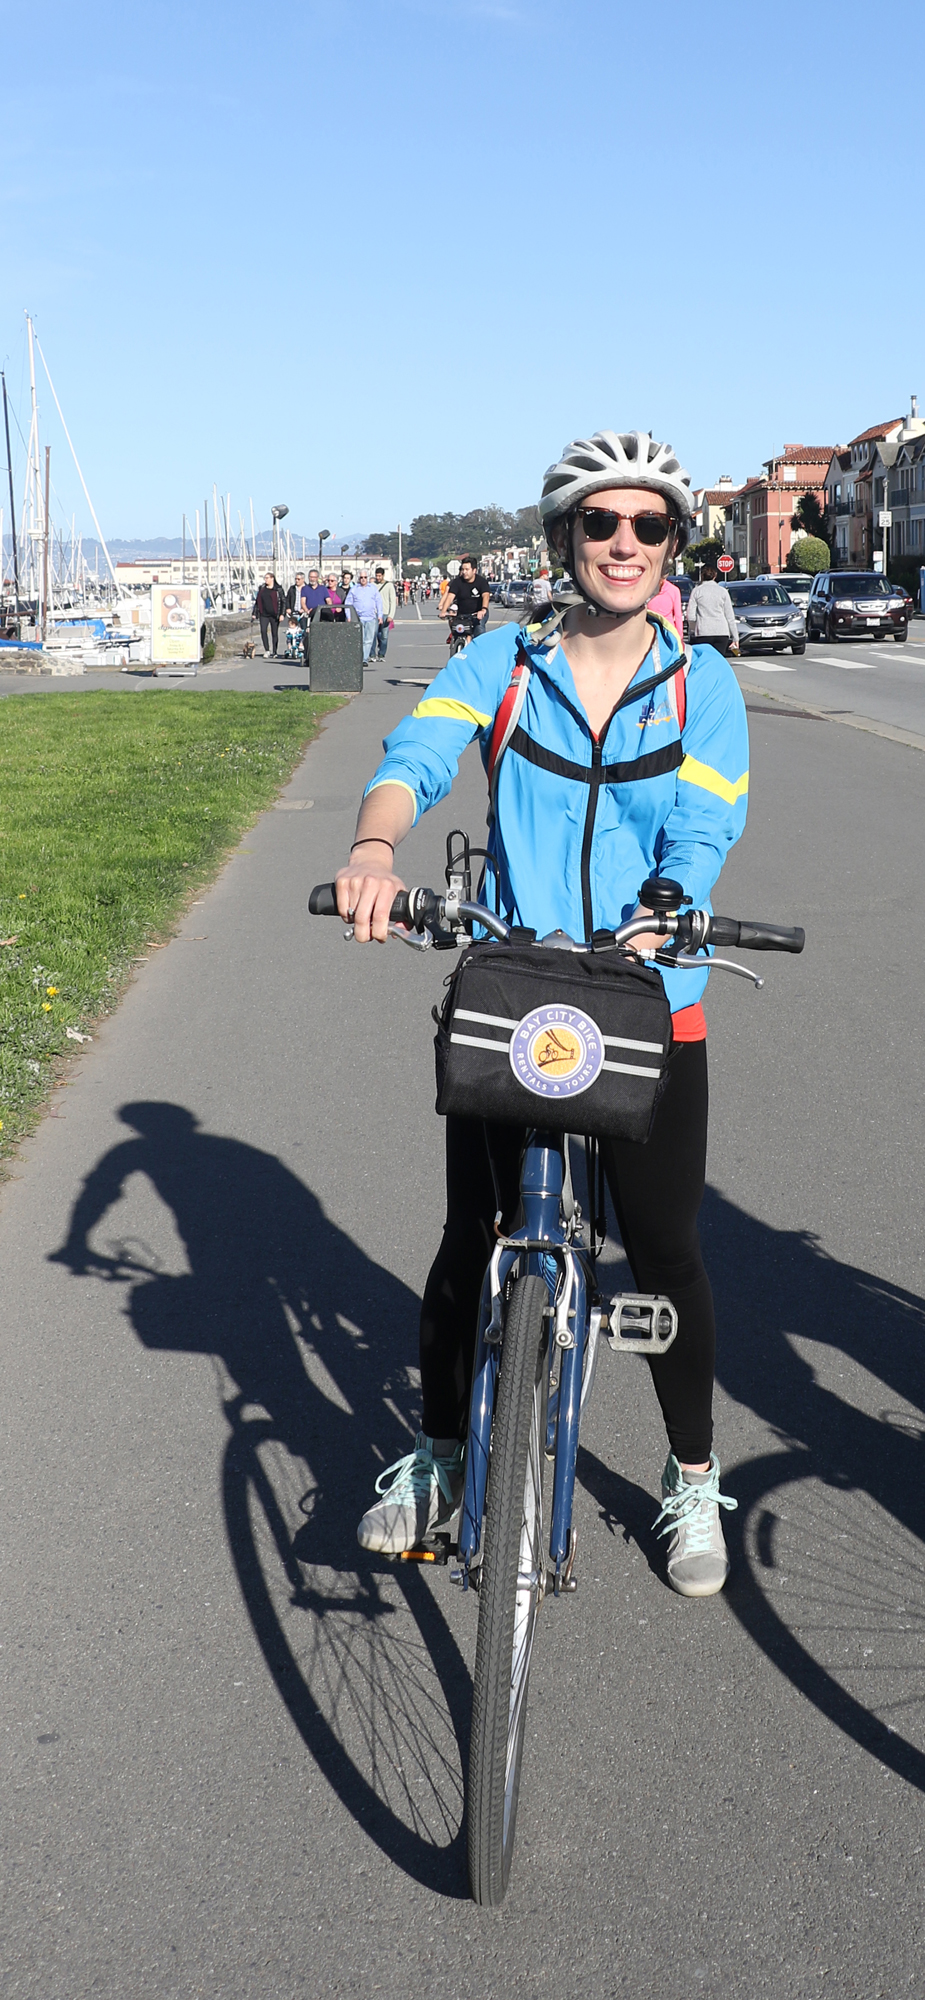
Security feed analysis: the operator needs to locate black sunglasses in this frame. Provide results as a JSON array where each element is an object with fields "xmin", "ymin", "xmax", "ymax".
[{"xmin": 578, "ymin": 506, "xmax": 675, "ymax": 547}]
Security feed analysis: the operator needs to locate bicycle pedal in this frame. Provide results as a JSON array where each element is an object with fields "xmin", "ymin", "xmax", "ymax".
[
  {"xmin": 398, "ymin": 1534, "xmax": 454, "ymax": 1565},
  {"xmin": 605, "ymin": 1294, "xmax": 678, "ymax": 1354}
]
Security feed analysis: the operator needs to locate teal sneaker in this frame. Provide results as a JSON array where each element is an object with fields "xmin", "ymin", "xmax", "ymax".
[
  {"xmin": 654, "ymin": 1452, "xmax": 737, "ymax": 1597},
  {"xmin": 357, "ymin": 1433, "xmax": 464, "ymax": 1554}
]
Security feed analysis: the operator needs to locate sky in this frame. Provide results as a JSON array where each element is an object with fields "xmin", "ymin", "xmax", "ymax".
[{"xmin": 2, "ymin": 0, "xmax": 924, "ymax": 546}]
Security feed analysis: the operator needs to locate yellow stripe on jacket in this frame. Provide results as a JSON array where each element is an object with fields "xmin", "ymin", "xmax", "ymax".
[
  {"xmin": 411, "ymin": 696, "xmax": 492, "ymax": 728},
  {"xmin": 678, "ymin": 754, "xmax": 749, "ymax": 806}
]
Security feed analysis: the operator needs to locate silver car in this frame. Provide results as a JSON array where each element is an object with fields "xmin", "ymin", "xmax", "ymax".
[{"xmin": 726, "ymin": 580, "xmax": 806, "ymax": 655}]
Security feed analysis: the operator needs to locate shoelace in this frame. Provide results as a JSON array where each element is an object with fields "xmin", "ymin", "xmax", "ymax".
[
  {"xmin": 374, "ymin": 1438, "xmax": 460, "ymax": 1507},
  {"xmin": 653, "ymin": 1460, "xmax": 737, "ymax": 1549}
]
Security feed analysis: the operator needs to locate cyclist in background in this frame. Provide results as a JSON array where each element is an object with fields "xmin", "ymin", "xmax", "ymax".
[
  {"xmin": 336, "ymin": 432, "xmax": 749, "ymax": 1598},
  {"xmin": 441, "ymin": 555, "xmax": 491, "ymax": 640}
]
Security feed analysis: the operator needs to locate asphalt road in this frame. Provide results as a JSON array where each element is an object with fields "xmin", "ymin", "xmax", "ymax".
[
  {"xmin": 3, "ymin": 606, "xmax": 925, "ymax": 748},
  {"xmin": 732, "ymin": 623, "xmax": 925, "ymax": 744},
  {"xmin": 1, "ymin": 613, "xmax": 923, "ymax": 1999}
]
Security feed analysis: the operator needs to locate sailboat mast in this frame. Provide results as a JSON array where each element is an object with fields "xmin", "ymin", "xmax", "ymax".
[
  {"xmin": 2, "ymin": 371, "xmax": 22, "ymax": 609},
  {"xmin": 41, "ymin": 445, "xmax": 51, "ymax": 638}
]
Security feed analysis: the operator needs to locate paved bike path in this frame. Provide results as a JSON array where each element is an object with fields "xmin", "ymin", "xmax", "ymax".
[{"xmin": 1, "ymin": 614, "xmax": 923, "ymax": 1999}]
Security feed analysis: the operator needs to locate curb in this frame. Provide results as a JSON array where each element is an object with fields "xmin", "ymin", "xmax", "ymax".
[{"xmin": 736, "ymin": 674, "xmax": 925, "ymax": 756}]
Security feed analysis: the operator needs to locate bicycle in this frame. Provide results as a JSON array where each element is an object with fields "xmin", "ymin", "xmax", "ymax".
[
  {"xmin": 310, "ymin": 840, "xmax": 804, "ymax": 1905},
  {"xmin": 447, "ymin": 612, "xmax": 478, "ymax": 657}
]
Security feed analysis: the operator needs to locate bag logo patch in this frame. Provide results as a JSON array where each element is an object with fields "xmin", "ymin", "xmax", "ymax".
[{"xmin": 509, "ymin": 1004, "xmax": 604, "ymax": 1098}]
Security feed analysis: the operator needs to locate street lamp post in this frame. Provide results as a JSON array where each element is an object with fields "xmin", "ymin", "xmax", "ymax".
[
  {"xmin": 271, "ymin": 504, "xmax": 289, "ymax": 580},
  {"xmin": 318, "ymin": 527, "xmax": 330, "ymax": 572}
]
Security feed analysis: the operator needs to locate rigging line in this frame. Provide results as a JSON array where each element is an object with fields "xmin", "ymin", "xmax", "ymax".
[{"xmin": 34, "ymin": 333, "xmax": 122, "ymax": 597}]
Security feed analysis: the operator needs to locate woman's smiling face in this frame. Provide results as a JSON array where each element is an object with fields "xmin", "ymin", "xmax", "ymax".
[{"xmin": 568, "ymin": 486, "xmax": 676, "ymax": 615}]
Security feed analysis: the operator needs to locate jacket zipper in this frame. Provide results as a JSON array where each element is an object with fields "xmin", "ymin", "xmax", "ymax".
[{"xmin": 580, "ymin": 740, "xmax": 603, "ymax": 939}]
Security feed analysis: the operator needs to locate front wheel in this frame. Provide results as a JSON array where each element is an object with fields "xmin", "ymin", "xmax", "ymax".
[
  {"xmin": 467, "ymin": 1274, "xmax": 549, "ymax": 1907},
  {"xmin": 894, "ymin": 628, "xmax": 908, "ymax": 643},
  {"xmin": 791, "ymin": 642, "xmax": 806, "ymax": 654}
]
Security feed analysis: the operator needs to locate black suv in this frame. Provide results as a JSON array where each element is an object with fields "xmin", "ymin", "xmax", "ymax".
[{"xmin": 805, "ymin": 571, "xmax": 910, "ymax": 643}]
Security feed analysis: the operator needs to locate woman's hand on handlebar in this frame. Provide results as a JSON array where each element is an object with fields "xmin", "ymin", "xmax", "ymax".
[{"xmin": 334, "ymin": 859, "xmax": 407, "ymax": 943}]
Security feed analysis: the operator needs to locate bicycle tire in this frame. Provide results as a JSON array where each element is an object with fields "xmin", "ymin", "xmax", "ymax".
[{"xmin": 467, "ymin": 1274, "xmax": 549, "ymax": 1906}]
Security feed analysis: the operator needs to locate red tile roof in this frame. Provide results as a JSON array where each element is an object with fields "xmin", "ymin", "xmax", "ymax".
[
  {"xmin": 701, "ymin": 486, "xmax": 741, "ymax": 505},
  {"xmin": 848, "ymin": 420, "xmax": 903, "ymax": 447},
  {"xmin": 770, "ymin": 446, "xmax": 835, "ymax": 464}
]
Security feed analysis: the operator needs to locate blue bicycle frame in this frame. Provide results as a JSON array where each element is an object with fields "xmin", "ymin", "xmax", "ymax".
[{"xmin": 457, "ymin": 1129, "xmax": 597, "ymax": 1588}]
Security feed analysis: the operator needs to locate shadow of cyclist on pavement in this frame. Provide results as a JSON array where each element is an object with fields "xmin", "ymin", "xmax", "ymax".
[
  {"xmin": 576, "ymin": 1183, "xmax": 925, "ymax": 1789},
  {"xmin": 710, "ymin": 1188, "xmax": 924, "ymax": 1788},
  {"xmin": 50, "ymin": 1100, "xmax": 471, "ymax": 1894}
]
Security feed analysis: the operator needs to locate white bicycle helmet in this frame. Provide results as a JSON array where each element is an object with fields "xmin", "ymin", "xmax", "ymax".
[{"xmin": 540, "ymin": 430, "xmax": 694, "ymax": 551}]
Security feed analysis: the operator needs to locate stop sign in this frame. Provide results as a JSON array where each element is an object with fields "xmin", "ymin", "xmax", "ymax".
[{"xmin": 717, "ymin": 554, "xmax": 735, "ymax": 575}]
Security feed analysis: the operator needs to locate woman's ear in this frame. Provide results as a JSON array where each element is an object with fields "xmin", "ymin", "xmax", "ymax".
[{"xmin": 547, "ymin": 518, "xmax": 567, "ymax": 564}]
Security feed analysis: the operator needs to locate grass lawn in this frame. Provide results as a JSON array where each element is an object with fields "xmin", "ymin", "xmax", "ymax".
[{"xmin": 0, "ymin": 689, "xmax": 340, "ymax": 1153}]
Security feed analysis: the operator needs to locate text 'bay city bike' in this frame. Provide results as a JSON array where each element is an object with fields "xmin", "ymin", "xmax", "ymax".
[{"xmin": 310, "ymin": 837, "xmax": 804, "ymax": 1905}]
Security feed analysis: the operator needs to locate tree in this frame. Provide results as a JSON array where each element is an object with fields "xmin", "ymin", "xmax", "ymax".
[
  {"xmin": 361, "ymin": 530, "xmax": 400, "ymax": 561},
  {"xmin": 361, "ymin": 502, "xmax": 546, "ymax": 569},
  {"xmin": 682, "ymin": 536, "xmax": 725, "ymax": 578},
  {"xmin": 789, "ymin": 535, "xmax": 829, "ymax": 574},
  {"xmin": 791, "ymin": 492, "xmax": 826, "ymax": 541}
]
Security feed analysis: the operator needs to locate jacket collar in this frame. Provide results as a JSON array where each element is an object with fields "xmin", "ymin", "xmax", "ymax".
[{"xmin": 525, "ymin": 610, "xmax": 682, "ymax": 708}]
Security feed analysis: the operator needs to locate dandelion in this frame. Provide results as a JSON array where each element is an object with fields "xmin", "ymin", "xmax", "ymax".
[
  {"xmin": 46, "ymin": 985, "xmax": 58, "ymax": 996},
  {"xmin": 42, "ymin": 1002, "xmax": 52, "ymax": 1012},
  {"xmin": 18, "ymin": 893, "xmax": 26, "ymax": 900}
]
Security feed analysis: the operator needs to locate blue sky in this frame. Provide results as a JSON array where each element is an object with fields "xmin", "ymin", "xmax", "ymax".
[{"xmin": 2, "ymin": 0, "xmax": 923, "ymax": 543}]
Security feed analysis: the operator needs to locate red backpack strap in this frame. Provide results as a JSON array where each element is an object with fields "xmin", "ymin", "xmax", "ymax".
[
  {"xmin": 487, "ymin": 643, "xmax": 531, "ymax": 816},
  {"xmin": 666, "ymin": 656, "xmax": 688, "ymax": 734}
]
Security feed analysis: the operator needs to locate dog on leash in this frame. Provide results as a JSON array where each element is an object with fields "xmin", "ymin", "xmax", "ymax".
[{"xmin": 242, "ymin": 638, "xmax": 256, "ymax": 659}]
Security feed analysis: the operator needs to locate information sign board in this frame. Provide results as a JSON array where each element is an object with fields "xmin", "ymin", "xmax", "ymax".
[{"xmin": 151, "ymin": 585, "xmax": 201, "ymax": 665}]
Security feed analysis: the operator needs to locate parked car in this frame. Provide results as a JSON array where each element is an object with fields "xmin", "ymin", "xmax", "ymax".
[
  {"xmin": 726, "ymin": 580, "xmax": 806, "ymax": 655},
  {"xmin": 499, "ymin": 578, "xmax": 530, "ymax": 609},
  {"xmin": 488, "ymin": 580, "xmax": 506, "ymax": 603},
  {"xmin": 805, "ymin": 571, "xmax": 909, "ymax": 643},
  {"xmin": 671, "ymin": 573, "xmax": 694, "ymax": 609},
  {"xmin": 757, "ymin": 571, "xmax": 813, "ymax": 607}
]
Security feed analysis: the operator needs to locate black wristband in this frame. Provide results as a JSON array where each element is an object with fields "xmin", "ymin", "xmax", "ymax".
[{"xmin": 350, "ymin": 838, "xmax": 394, "ymax": 855}]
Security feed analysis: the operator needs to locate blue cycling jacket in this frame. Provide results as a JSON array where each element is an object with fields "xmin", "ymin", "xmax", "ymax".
[{"xmin": 365, "ymin": 615, "xmax": 749, "ymax": 1013}]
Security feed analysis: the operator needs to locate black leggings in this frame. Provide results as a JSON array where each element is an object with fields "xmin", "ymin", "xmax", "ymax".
[
  {"xmin": 258, "ymin": 613, "xmax": 279, "ymax": 654},
  {"xmin": 419, "ymin": 1039, "xmax": 715, "ymax": 1464}
]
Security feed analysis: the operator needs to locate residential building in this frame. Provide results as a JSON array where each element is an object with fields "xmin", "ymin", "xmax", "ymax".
[
  {"xmin": 725, "ymin": 445, "xmax": 833, "ymax": 573},
  {"xmin": 868, "ymin": 401, "xmax": 925, "ymax": 567},
  {"xmin": 692, "ymin": 475, "xmax": 741, "ymax": 545},
  {"xmin": 823, "ymin": 419, "xmax": 903, "ymax": 568}
]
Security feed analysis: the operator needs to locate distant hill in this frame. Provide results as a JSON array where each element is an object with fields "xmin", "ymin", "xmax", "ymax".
[{"xmin": 98, "ymin": 533, "xmax": 369, "ymax": 562}]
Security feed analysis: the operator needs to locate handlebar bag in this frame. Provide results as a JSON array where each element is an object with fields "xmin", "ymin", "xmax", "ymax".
[{"xmin": 434, "ymin": 941, "xmax": 672, "ymax": 1143}]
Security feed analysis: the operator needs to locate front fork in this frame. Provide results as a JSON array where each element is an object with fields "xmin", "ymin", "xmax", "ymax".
[{"xmin": 456, "ymin": 1138, "xmax": 592, "ymax": 1582}]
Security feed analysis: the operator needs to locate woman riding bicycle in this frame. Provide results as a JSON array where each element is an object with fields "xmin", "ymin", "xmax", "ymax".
[{"xmin": 336, "ymin": 430, "xmax": 749, "ymax": 1597}]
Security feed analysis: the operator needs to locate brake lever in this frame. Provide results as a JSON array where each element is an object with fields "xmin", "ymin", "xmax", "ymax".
[
  {"xmin": 658, "ymin": 949, "xmax": 763, "ymax": 988},
  {"xmin": 340, "ymin": 922, "xmax": 433, "ymax": 950}
]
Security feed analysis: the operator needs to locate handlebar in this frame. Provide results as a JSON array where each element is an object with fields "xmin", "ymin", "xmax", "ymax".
[
  {"xmin": 704, "ymin": 916, "xmax": 804, "ymax": 953},
  {"xmin": 308, "ymin": 881, "xmax": 804, "ymax": 957}
]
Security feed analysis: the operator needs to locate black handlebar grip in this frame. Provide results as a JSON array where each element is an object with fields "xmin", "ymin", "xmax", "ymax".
[
  {"xmin": 307, "ymin": 883, "xmax": 417, "ymax": 927},
  {"xmin": 735, "ymin": 921, "xmax": 805, "ymax": 953},
  {"xmin": 708, "ymin": 915, "xmax": 804, "ymax": 953}
]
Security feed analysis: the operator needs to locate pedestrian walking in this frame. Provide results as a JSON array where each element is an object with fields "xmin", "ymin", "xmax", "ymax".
[
  {"xmin": 324, "ymin": 576, "xmax": 345, "ymax": 620},
  {"xmin": 647, "ymin": 571, "xmax": 684, "ymax": 644},
  {"xmin": 686, "ymin": 565, "xmax": 739, "ymax": 657},
  {"xmin": 345, "ymin": 571, "xmax": 384, "ymax": 663},
  {"xmin": 372, "ymin": 567, "xmax": 397, "ymax": 659},
  {"xmin": 253, "ymin": 572, "xmax": 285, "ymax": 657}
]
